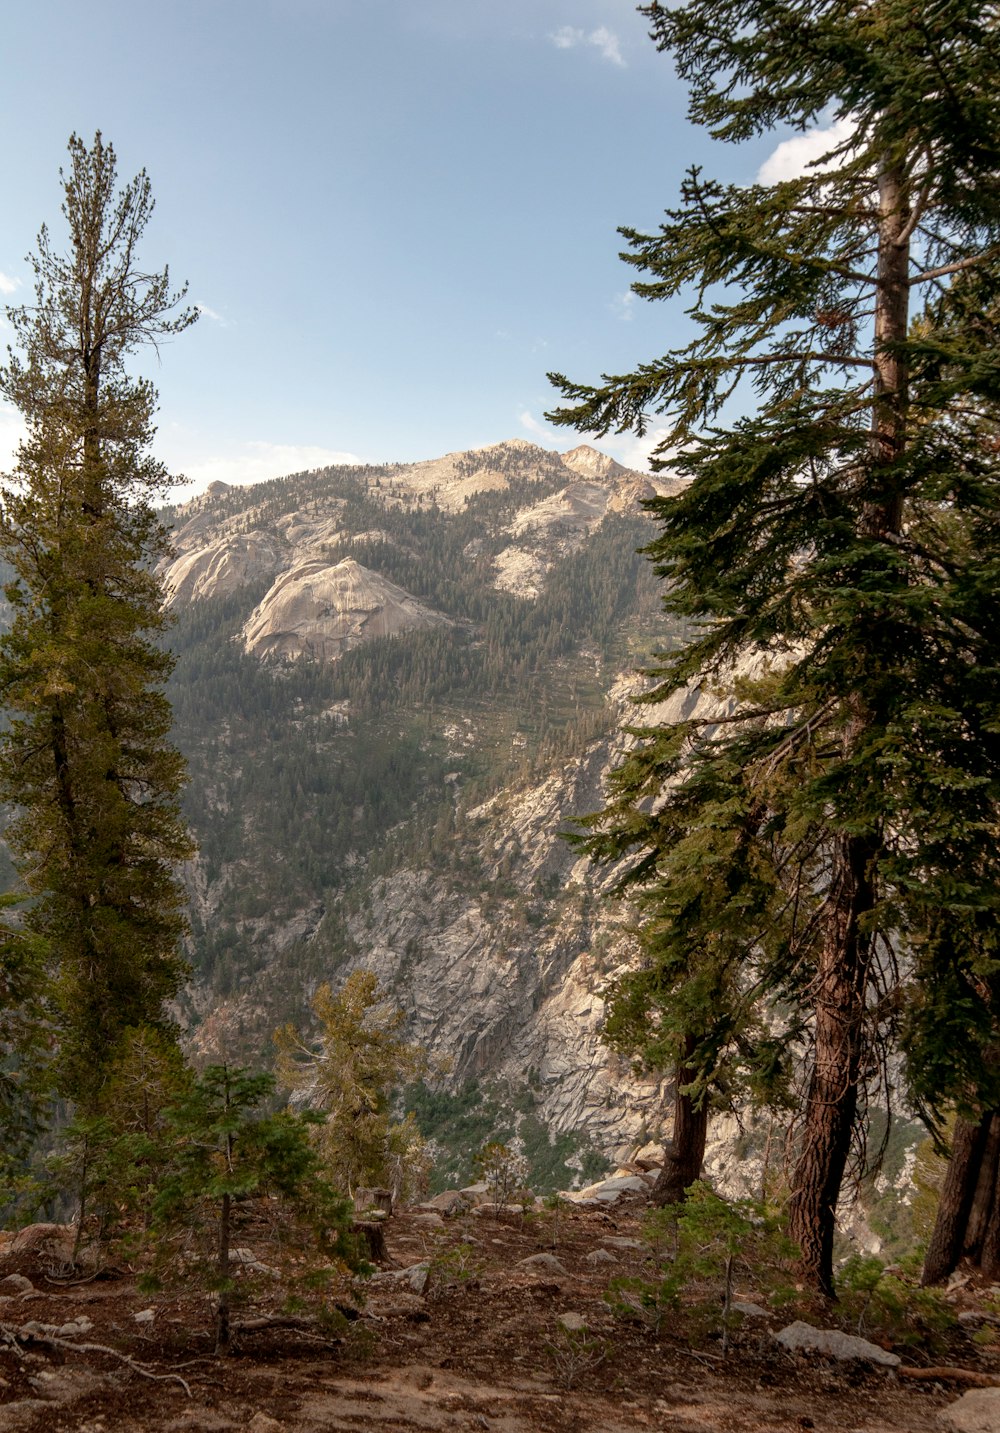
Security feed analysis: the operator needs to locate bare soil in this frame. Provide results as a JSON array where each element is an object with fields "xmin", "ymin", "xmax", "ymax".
[{"xmin": 0, "ymin": 1199, "xmax": 990, "ymax": 1432}]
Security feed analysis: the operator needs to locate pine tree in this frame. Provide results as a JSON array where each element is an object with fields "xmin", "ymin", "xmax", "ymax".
[
  {"xmin": 0, "ymin": 134, "xmax": 197, "ymax": 1110},
  {"xmin": 549, "ymin": 0, "xmax": 1000, "ymax": 1294}
]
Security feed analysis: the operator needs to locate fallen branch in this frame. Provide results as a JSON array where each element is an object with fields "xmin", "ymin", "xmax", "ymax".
[
  {"xmin": 897, "ymin": 1366, "xmax": 1000, "ymax": 1387},
  {"xmin": 2, "ymin": 1323, "xmax": 192, "ymax": 1397}
]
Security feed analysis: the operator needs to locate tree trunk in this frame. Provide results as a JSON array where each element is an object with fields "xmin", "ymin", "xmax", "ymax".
[
  {"xmin": 788, "ymin": 829, "xmax": 875, "ymax": 1296},
  {"xmin": 651, "ymin": 1043, "xmax": 709, "ymax": 1206},
  {"xmin": 788, "ymin": 158, "xmax": 912, "ymax": 1297},
  {"xmin": 216, "ymin": 1191, "xmax": 231, "ymax": 1353},
  {"xmin": 923, "ymin": 1110, "xmax": 1000, "ymax": 1285},
  {"xmin": 922, "ymin": 1116, "xmax": 987, "ymax": 1286}
]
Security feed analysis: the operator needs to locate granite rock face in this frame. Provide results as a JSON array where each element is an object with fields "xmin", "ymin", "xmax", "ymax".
[{"xmin": 242, "ymin": 558, "xmax": 453, "ymax": 663}]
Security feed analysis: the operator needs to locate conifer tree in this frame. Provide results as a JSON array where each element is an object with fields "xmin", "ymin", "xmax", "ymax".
[
  {"xmin": 0, "ymin": 134, "xmax": 197, "ymax": 1111},
  {"xmin": 549, "ymin": 0, "xmax": 1000, "ymax": 1293}
]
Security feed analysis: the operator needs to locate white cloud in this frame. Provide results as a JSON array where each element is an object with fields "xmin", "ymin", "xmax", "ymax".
[
  {"xmin": 0, "ymin": 272, "xmax": 20, "ymax": 297},
  {"xmin": 596, "ymin": 425, "xmax": 678, "ymax": 475},
  {"xmin": 757, "ymin": 115, "xmax": 858, "ymax": 184},
  {"xmin": 518, "ymin": 410, "xmax": 560, "ymax": 446},
  {"xmin": 170, "ymin": 441, "xmax": 363, "ymax": 496},
  {"xmin": 611, "ymin": 290, "xmax": 636, "ymax": 322},
  {"xmin": 194, "ymin": 301, "xmax": 228, "ymax": 325},
  {"xmin": 549, "ymin": 23, "xmax": 625, "ymax": 66}
]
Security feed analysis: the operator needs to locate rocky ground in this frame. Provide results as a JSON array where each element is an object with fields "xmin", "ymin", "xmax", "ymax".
[{"xmin": 0, "ymin": 1177, "xmax": 995, "ymax": 1433}]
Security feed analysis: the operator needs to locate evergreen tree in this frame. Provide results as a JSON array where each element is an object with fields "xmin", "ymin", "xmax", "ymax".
[
  {"xmin": 275, "ymin": 969, "xmax": 430, "ymax": 1203},
  {"xmin": 549, "ymin": 0, "xmax": 1000, "ymax": 1293},
  {"xmin": 0, "ymin": 134, "xmax": 197, "ymax": 1110}
]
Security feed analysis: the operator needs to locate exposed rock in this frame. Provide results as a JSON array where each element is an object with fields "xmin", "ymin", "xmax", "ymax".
[
  {"xmin": 416, "ymin": 1190, "xmax": 471, "ymax": 1218},
  {"xmin": 631, "ymin": 1142, "xmax": 667, "ymax": 1170},
  {"xmin": 585, "ymin": 1249, "xmax": 617, "ymax": 1266},
  {"xmin": 774, "ymin": 1320, "xmax": 901, "ymax": 1367},
  {"xmin": 517, "ymin": 1253, "xmax": 569, "ymax": 1276},
  {"xmin": 939, "ymin": 1388, "xmax": 1000, "ymax": 1431},
  {"xmin": 245, "ymin": 1416, "xmax": 283, "ymax": 1433},
  {"xmin": 162, "ymin": 530, "xmax": 285, "ymax": 606},
  {"xmin": 369, "ymin": 1263, "xmax": 431, "ymax": 1295},
  {"xmin": 731, "ymin": 1301, "xmax": 769, "ymax": 1319},
  {"xmin": 557, "ymin": 1311, "xmax": 588, "ymax": 1331},
  {"xmin": 0, "ymin": 1275, "xmax": 33, "ymax": 1294},
  {"xmin": 133, "ymin": 1308, "xmax": 156, "ymax": 1324},
  {"xmin": 411, "ymin": 1213, "xmax": 446, "ymax": 1230},
  {"xmin": 242, "ymin": 558, "xmax": 452, "ymax": 663},
  {"xmin": 562, "ymin": 1175, "xmax": 650, "ymax": 1205}
]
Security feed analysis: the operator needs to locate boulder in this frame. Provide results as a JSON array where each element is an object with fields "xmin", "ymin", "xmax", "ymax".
[
  {"xmin": 411, "ymin": 1213, "xmax": 446, "ymax": 1230},
  {"xmin": 585, "ymin": 1249, "xmax": 617, "ymax": 1266},
  {"xmin": 517, "ymin": 1253, "xmax": 569, "ymax": 1276},
  {"xmin": 0, "ymin": 1275, "xmax": 33, "ymax": 1295},
  {"xmin": 939, "ymin": 1388, "xmax": 1000, "ymax": 1432},
  {"xmin": 774, "ymin": 1320, "xmax": 900, "ymax": 1367},
  {"xmin": 416, "ymin": 1190, "xmax": 470, "ymax": 1218},
  {"xmin": 557, "ymin": 1312, "xmax": 588, "ymax": 1332},
  {"xmin": 369, "ymin": 1263, "xmax": 430, "ymax": 1295}
]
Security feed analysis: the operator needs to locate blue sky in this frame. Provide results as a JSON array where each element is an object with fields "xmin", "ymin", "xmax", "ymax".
[{"xmin": 0, "ymin": 1, "xmax": 822, "ymax": 492}]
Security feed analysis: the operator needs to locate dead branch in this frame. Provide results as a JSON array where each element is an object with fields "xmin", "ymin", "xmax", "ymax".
[
  {"xmin": 1, "ymin": 1323, "xmax": 192, "ymax": 1397},
  {"xmin": 897, "ymin": 1365, "xmax": 1000, "ymax": 1387}
]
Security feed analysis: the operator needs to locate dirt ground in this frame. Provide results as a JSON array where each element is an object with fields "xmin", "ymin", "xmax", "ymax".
[{"xmin": 0, "ymin": 1198, "xmax": 989, "ymax": 1432}]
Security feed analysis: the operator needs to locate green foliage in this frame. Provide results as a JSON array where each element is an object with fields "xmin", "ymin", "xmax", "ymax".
[
  {"xmin": 607, "ymin": 1183, "xmax": 796, "ymax": 1350},
  {"xmin": 146, "ymin": 1063, "xmax": 360, "ymax": 1351},
  {"xmin": 543, "ymin": 1322, "xmax": 608, "ymax": 1390},
  {"xmin": 473, "ymin": 1140, "xmax": 530, "ymax": 1211},
  {"xmin": 427, "ymin": 1241, "xmax": 484, "ymax": 1296},
  {"xmin": 836, "ymin": 1254, "xmax": 955, "ymax": 1350},
  {"xmin": 549, "ymin": 0, "xmax": 1000, "ymax": 1291},
  {"xmin": 275, "ymin": 970, "xmax": 430, "ymax": 1203},
  {"xmin": 47, "ymin": 1026, "xmax": 191, "ymax": 1265},
  {"xmin": 0, "ymin": 134, "xmax": 196, "ymax": 1110}
]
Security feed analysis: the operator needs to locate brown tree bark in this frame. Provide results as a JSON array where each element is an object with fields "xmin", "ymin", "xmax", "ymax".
[
  {"xmin": 651, "ymin": 1040, "xmax": 709, "ymax": 1205},
  {"xmin": 788, "ymin": 829, "xmax": 875, "ymax": 1295},
  {"xmin": 922, "ymin": 1116, "xmax": 988, "ymax": 1286},
  {"xmin": 787, "ymin": 158, "xmax": 911, "ymax": 1297},
  {"xmin": 923, "ymin": 1110, "xmax": 1000, "ymax": 1285}
]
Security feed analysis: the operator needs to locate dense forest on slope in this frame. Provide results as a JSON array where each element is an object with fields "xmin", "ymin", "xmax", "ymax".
[{"xmin": 157, "ymin": 450, "xmax": 674, "ymax": 1084}]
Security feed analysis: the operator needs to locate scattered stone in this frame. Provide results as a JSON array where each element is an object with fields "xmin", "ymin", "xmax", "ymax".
[
  {"xmin": 557, "ymin": 1312, "xmax": 587, "ymax": 1332},
  {"xmin": 133, "ymin": 1309, "xmax": 156, "ymax": 1324},
  {"xmin": 585, "ymin": 1249, "xmax": 617, "ymax": 1266},
  {"xmin": 472, "ymin": 1202, "xmax": 524, "ymax": 1218},
  {"xmin": 0, "ymin": 1275, "xmax": 33, "ymax": 1295},
  {"xmin": 246, "ymin": 1415, "xmax": 283, "ymax": 1433},
  {"xmin": 603, "ymin": 1237, "xmax": 643, "ymax": 1250},
  {"xmin": 56, "ymin": 1317, "xmax": 93, "ymax": 1337},
  {"xmin": 938, "ymin": 1387, "xmax": 1000, "ymax": 1432},
  {"xmin": 370, "ymin": 1262, "xmax": 430, "ymax": 1295},
  {"xmin": 231, "ymin": 1247, "xmax": 278, "ymax": 1276},
  {"xmin": 411, "ymin": 1213, "xmax": 446, "ymax": 1230},
  {"xmin": 731, "ymin": 1301, "xmax": 769, "ymax": 1319},
  {"xmin": 775, "ymin": 1320, "xmax": 900, "ymax": 1367},
  {"xmin": 517, "ymin": 1253, "xmax": 569, "ymax": 1276}
]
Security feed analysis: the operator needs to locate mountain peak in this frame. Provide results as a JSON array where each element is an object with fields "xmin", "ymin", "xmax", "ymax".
[{"xmin": 560, "ymin": 445, "xmax": 627, "ymax": 480}]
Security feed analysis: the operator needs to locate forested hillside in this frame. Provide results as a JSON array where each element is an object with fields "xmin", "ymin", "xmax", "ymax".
[{"xmin": 159, "ymin": 440, "xmax": 683, "ymax": 1188}]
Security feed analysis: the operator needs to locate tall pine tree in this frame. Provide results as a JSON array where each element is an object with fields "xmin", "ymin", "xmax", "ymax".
[
  {"xmin": 0, "ymin": 134, "xmax": 197, "ymax": 1111},
  {"xmin": 549, "ymin": 0, "xmax": 1000, "ymax": 1294}
]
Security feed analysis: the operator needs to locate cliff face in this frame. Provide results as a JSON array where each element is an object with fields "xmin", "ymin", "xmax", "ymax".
[{"xmin": 163, "ymin": 440, "xmax": 689, "ymax": 1176}]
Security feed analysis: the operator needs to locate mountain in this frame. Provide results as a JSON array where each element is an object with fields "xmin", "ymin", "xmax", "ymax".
[{"xmin": 158, "ymin": 439, "xmax": 690, "ymax": 1188}]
